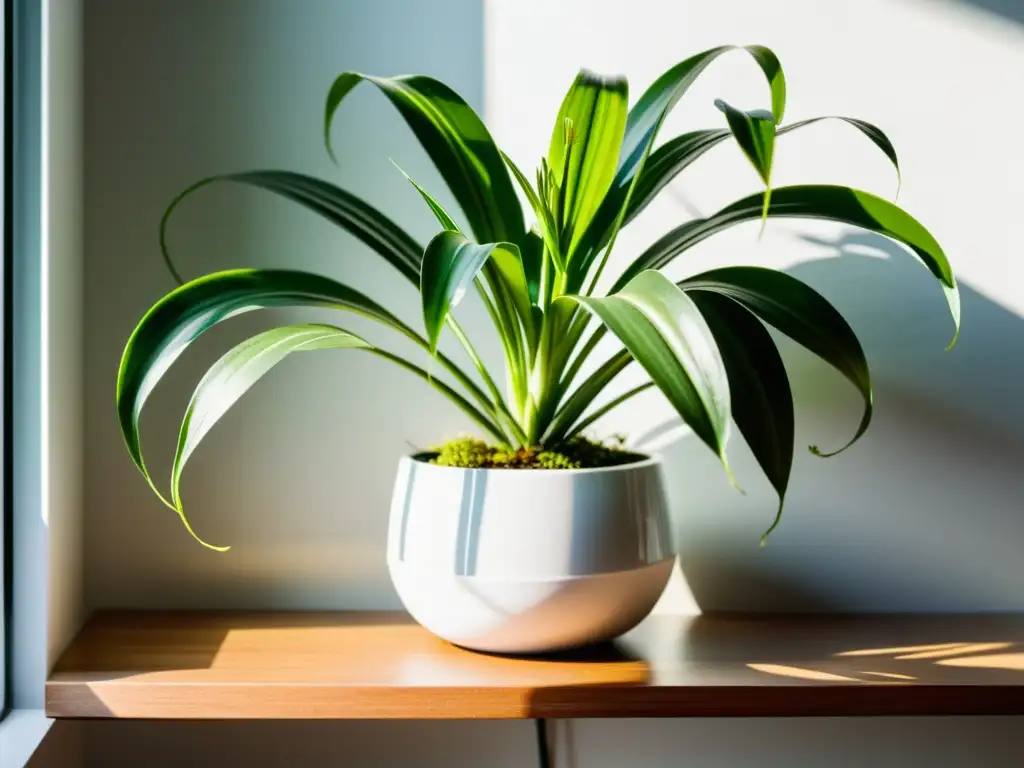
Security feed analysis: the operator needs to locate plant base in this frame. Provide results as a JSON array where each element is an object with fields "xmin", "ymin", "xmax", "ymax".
[{"xmin": 430, "ymin": 435, "xmax": 646, "ymax": 470}]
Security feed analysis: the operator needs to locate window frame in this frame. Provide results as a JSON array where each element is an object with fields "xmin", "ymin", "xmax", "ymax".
[{"xmin": 1, "ymin": 0, "xmax": 12, "ymax": 724}]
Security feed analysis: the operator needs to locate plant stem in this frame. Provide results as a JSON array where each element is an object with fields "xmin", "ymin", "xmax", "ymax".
[
  {"xmin": 556, "ymin": 322, "xmax": 606, "ymax": 401},
  {"xmin": 447, "ymin": 318, "xmax": 529, "ymax": 446},
  {"xmin": 565, "ymin": 381, "xmax": 654, "ymax": 439},
  {"xmin": 543, "ymin": 348, "xmax": 633, "ymax": 444},
  {"xmin": 368, "ymin": 348, "xmax": 511, "ymax": 447}
]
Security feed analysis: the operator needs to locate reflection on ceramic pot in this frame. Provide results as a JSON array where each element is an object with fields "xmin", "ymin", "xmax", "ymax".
[{"xmin": 387, "ymin": 453, "xmax": 675, "ymax": 654}]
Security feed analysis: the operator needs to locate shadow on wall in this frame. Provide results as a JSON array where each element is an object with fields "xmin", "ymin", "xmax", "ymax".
[
  {"xmin": 649, "ymin": 233, "xmax": 1024, "ymax": 613},
  {"xmin": 955, "ymin": 0, "xmax": 1024, "ymax": 25}
]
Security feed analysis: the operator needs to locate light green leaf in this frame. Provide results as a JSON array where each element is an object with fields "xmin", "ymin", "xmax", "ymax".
[
  {"xmin": 324, "ymin": 72, "xmax": 525, "ymax": 247},
  {"xmin": 564, "ymin": 270, "xmax": 735, "ymax": 480},
  {"xmin": 619, "ymin": 184, "xmax": 959, "ymax": 347},
  {"xmin": 501, "ymin": 150, "xmax": 561, "ymax": 273},
  {"xmin": 547, "ymin": 70, "xmax": 629, "ymax": 259},
  {"xmin": 568, "ymin": 45, "xmax": 785, "ymax": 289},
  {"xmin": 391, "ymin": 161, "xmax": 462, "ymax": 232},
  {"xmin": 681, "ymin": 266, "xmax": 872, "ymax": 456},
  {"xmin": 421, "ymin": 231, "xmax": 521, "ymax": 353},
  {"xmin": 687, "ymin": 292, "xmax": 793, "ymax": 544},
  {"xmin": 170, "ymin": 324, "xmax": 371, "ymax": 550}
]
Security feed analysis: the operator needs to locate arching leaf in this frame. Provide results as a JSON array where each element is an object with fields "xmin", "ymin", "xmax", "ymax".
[
  {"xmin": 116, "ymin": 269, "xmax": 502, "ymax": 518},
  {"xmin": 626, "ymin": 116, "xmax": 900, "ymax": 225},
  {"xmin": 618, "ymin": 185, "xmax": 959, "ymax": 347},
  {"xmin": 688, "ymin": 292, "xmax": 793, "ymax": 544},
  {"xmin": 681, "ymin": 266, "xmax": 872, "ymax": 456},
  {"xmin": 568, "ymin": 45, "xmax": 786, "ymax": 288},
  {"xmin": 564, "ymin": 270, "xmax": 735, "ymax": 481},
  {"xmin": 160, "ymin": 171, "xmax": 422, "ymax": 286},
  {"xmin": 324, "ymin": 72, "xmax": 525, "ymax": 247},
  {"xmin": 421, "ymin": 231, "xmax": 522, "ymax": 353},
  {"xmin": 170, "ymin": 324, "xmax": 371, "ymax": 549}
]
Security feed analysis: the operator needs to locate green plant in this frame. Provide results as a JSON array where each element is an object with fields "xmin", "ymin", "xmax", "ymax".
[{"xmin": 117, "ymin": 46, "xmax": 958, "ymax": 551}]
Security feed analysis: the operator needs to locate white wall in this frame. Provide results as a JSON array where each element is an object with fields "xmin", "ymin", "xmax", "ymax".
[
  {"xmin": 72, "ymin": 0, "xmax": 1024, "ymax": 765},
  {"xmin": 83, "ymin": 0, "xmax": 491, "ymax": 611}
]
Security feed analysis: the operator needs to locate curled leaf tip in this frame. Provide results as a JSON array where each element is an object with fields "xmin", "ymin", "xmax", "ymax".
[
  {"xmin": 946, "ymin": 325, "xmax": 960, "ymax": 352},
  {"xmin": 176, "ymin": 504, "xmax": 230, "ymax": 552},
  {"xmin": 759, "ymin": 498, "xmax": 785, "ymax": 547},
  {"xmin": 722, "ymin": 457, "xmax": 746, "ymax": 495},
  {"xmin": 809, "ymin": 443, "xmax": 844, "ymax": 458}
]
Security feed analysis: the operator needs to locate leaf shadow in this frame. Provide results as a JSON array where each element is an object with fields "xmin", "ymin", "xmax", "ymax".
[{"xmin": 643, "ymin": 234, "xmax": 1024, "ymax": 613}]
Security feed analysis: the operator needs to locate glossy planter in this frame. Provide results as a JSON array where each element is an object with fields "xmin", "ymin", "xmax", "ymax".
[{"xmin": 386, "ymin": 453, "xmax": 675, "ymax": 654}]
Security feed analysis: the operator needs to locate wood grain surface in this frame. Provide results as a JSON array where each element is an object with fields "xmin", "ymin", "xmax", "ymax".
[{"xmin": 46, "ymin": 611, "xmax": 1024, "ymax": 719}]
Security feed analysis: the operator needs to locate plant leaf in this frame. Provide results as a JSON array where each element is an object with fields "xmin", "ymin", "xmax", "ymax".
[
  {"xmin": 170, "ymin": 324, "xmax": 371, "ymax": 550},
  {"xmin": 619, "ymin": 184, "xmax": 959, "ymax": 347},
  {"xmin": 160, "ymin": 171, "xmax": 423, "ymax": 286},
  {"xmin": 626, "ymin": 116, "xmax": 900, "ymax": 226},
  {"xmin": 117, "ymin": 268, "xmax": 497, "ymax": 516},
  {"xmin": 688, "ymin": 291, "xmax": 794, "ymax": 544},
  {"xmin": 520, "ymin": 229, "xmax": 544, "ymax": 306},
  {"xmin": 564, "ymin": 270, "xmax": 734, "ymax": 479},
  {"xmin": 547, "ymin": 70, "xmax": 629, "ymax": 259},
  {"xmin": 715, "ymin": 99, "xmax": 776, "ymax": 227},
  {"xmin": 543, "ymin": 349, "xmax": 634, "ymax": 444},
  {"xmin": 391, "ymin": 161, "xmax": 462, "ymax": 232},
  {"xmin": 421, "ymin": 231, "xmax": 522, "ymax": 353},
  {"xmin": 569, "ymin": 45, "xmax": 785, "ymax": 288},
  {"xmin": 390, "ymin": 165, "xmax": 534, "ymax": 347},
  {"xmin": 715, "ymin": 100, "xmax": 776, "ymax": 186},
  {"xmin": 324, "ymin": 73, "xmax": 525, "ymax": 247},
  {"xmin": 501, "ymin": 150, "xmax": 561, "ymax": 272},
  {"xmin": 680, "ymin": 266, "xmax": 872, "ymax": 456},
  {"xmin": 621, "ymin": 46, "xmax": 785, "ymax": 183}
]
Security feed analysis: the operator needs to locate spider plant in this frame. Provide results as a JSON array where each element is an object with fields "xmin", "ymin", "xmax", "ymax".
[{"xmin": 117, "ymin": 45, "xmax": 958, "ymax": 551}]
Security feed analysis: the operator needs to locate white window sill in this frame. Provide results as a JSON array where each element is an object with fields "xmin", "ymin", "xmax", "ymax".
[{"xmin": 0, "ymin": 710, "xmax": 54, "ymax": 768}]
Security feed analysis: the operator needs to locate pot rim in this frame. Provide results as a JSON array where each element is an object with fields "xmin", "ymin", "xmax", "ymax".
[{"xmin": 403, "ymin": 450, "xmax": 661, "ymax": 474}]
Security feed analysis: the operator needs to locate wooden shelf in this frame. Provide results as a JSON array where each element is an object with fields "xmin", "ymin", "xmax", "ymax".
[{"xmin": 47, "ymin": 611, "xmax": 1024, "ymax": 719}]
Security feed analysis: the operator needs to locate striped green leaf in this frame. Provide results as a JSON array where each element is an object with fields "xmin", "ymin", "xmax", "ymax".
[
  {"xmin": 688, "ymin": 291, "xmax": 793, "ymax": 544},
  {"xmin": 565, "ymin": 270, "xmax": 735, "ymax": 480},
  {"xmin": 324, "ymin": 73, "xmax": 525, "ymax": 247},
  {"xmin": 619, "ymin": 185, "xmax": 959, "ymax": 347},
  {"xmin": 568, "ymin": 45, "xmax": 786, "ymax": 289},
  {"xmin": 160, "ymin": 171, "xmax": 423, "ymax": 286},
  {"xmin": 681, "ymin": 266, "xmax": 872, "ymax": 457},
  {"xmin": 547, "ymin": 70, "xmax": 629, "ymax": 260},
  {"xmin": 117, "ymin": 269, "xmax": 505, "ymax": 521},
  {"xmin": 421, "ymin": 231, "xmax": 522, "ymax": 353},
  {"xmin": 170, "ymin": 324, "xmax": 371, "ymax": 549},
  {"xmin": 626, "ymin": 116, "xmax": 900, "ymax": 225}
]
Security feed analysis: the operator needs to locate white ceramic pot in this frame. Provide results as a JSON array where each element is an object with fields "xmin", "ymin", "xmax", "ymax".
[{"xmin": 387, "ymin": 453, "xmax": 675, "ymax": 654}]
